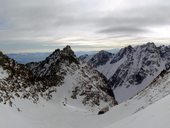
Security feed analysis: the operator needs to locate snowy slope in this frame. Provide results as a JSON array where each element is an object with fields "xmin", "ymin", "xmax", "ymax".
[
  {"xmin": 106, "ymin": 69, "xmax": 170, "ymax": 128},
  {"xmin": 131, "ymin": 69, "xmax": 170, "ymax": 107},
  {"xmin": 0, "ymin": 96, "xmax": 130, "ymax": 128},
  {"xmin": 0, "ymin": 94, "xmax": 156, "ymax": 128},
  {"xmin": 106, "ymin": 94, "xmax": 170, "ymax": 128},
  {"xmin": 1, "ymin": 69, "xmax": 170, "ymax": 128},
  {"xmin": 1, "ymin": 73, "xmax": 170, "ymax": 128},
  {"xmin": 47, "ymin": 62, "xmax": 116, "ymax": 112}
]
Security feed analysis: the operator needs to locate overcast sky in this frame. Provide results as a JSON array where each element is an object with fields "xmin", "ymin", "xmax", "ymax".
[{"xmin": 0, "ymin": 0, "xmax": 170, "ymax": 53}]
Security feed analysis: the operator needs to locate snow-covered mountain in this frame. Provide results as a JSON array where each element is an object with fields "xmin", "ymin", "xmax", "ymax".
[
  {"xmin": 26, "ymin": 46, "xmax": 117, "ymax": 110},
  {"xmin": 0, "ymin": 51, "xmax": 44, "ymax": 107},
  {"xmin": 1, "ymin": 65, "xmax": 170, "ymax": 128},
  {"xmin": 1, "ymin": 44, "xmax": 170, "ymax": 128},
  {"xmin": 0, "ymin": 46, "xmax": 117, "ymax": 112},
  {"xmin": 80, "ymin": 43, "xmax": 170, "ymax": 103},
  {"xmin": 79, "ymin": 50, "xmax": 114, "ymax": 68},
  {"xmin": 0, "ymin": 50, "xmax": 66, "ymax": 109}
]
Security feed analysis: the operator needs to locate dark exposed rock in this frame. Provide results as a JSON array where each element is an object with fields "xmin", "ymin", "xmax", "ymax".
[
  {"xmin": 79, "ymin": 50, "xmax": 114, "ymax": 67},
  {"xmin": 98, "ymin": 106, "xmax": 109, "ymax": 115}
]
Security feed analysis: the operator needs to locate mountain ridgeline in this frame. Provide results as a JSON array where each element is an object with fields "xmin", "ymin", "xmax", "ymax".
[
  {"xmin": 1, "ymin": 43, "xmax": 170, "ymax": 128},
  {"xmin": 0, "ymin": 42, "xmax": 170, "ymax": 112},
  {"xmin": 26, "ymin": 46, "xmax": 117, "ymax": 110},
  {"xmin": 80, "ymin": 43, "xmax": 170, "ymax": 103},
  {"xmin": 0, "ymin": 46, "xmax": 117, "ymax": 112},
  {"xmin": 0, "ymin": 51, "xmax": 47, "ymax": 107}
]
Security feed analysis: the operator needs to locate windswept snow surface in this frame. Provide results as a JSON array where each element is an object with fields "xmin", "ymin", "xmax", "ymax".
[
  {"xmin": 1, "ymin": 87, "xmax": 170, "ymax": 128},
  {"xmin": 1, "ymin": 70, "xmax": 170, "ymax": 128},
  {"xmin": 0, "ymin": 97, "xmax": 140, "ymax": 128},
  {"xmin": 1, "ymin": 92, "xmax": 170, "ymax": 128},
  {"xmin": 106, "ymin": 94, "xmax": 170, "ymax": 128}
]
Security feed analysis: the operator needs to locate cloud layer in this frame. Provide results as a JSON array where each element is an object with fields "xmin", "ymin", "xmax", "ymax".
[{"xmin": 0, "ymin": 0, "xmax": 170, "ymax": 53}]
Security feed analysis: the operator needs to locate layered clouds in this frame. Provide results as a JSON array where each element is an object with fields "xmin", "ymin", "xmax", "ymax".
[{"xmin": 0, "ymin": 0, "xmax": 170, "ymax": 53}]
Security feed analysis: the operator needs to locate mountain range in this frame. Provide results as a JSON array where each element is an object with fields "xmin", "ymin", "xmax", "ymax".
[
  {"xmin": 79, "ymin": 42, "xmax": 170, "ymax": 103},
  {"xmin": 1, "ymin": 42, "xmax": 170, "ymax": 128},
  {"xmin": 0, "ymin": 45, "xmax": 117, "ymax": 112}
]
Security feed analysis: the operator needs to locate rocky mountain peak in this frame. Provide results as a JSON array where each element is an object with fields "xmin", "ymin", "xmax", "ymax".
[
  {"xmin": 140, "ymin": 42, "xmax": 157, "ymax": 52},
  {"xmin": 145, "ymin": 42, "xmax": 156, "ymax": 47},
  {"xmin": 61, "ymin": 45, "xmax": 76, "ymax": 57},
  {"xmin": 45, "ymin": 49, "xmax": 60, "ymax": 62},
  {"xmin": 98, "ymin": 50, "xmax": 112, "ymax": 55},
  {"xmin": 44, "ymin": 45, "xmax": 76, "ymax": 64},
  {"xmin": 159, "ymin": 45, "xmax": 170, "ymax": 70},
  {"xmin": 110, "ymin": 45, "xmax": 134, "ymax": 64},
  {"xmin": 82, "ymin": 50, "xmax": 113, "ymax": 68},
  {"xmin": 78, "ymin": 54, "xmax": 89, "ymax": 61},
  {"xmin": 124, "ymin": 45, "xmax": 133, "ymax": 53},
  {"xmin": 24, "ymin": 46, "xmax": 117, "ymax": 110}
]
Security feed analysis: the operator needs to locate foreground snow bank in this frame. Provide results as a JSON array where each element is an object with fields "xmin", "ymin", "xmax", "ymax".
[
  {"xmin": 0, "ymin": 96, "xmax": 144, "ymax": 128},
  {"xmin": 107, "ymin": 94, "xmax": 170, "ymax": 128},
  {"xmin": 1, "ymin": 70, "xmax": 170, "ymax": 128}
]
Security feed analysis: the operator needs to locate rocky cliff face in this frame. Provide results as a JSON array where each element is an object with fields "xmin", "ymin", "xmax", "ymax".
[
  {"xmin": 80, "ymin": 43, "xmax": 170, "ymax": 103},
  {"xmin": 79, "ymin": 50, "xmax": 114, "ymax": 68},
  {"xmin": 0, "ymin": 51, "xmax": 46, "ymax": 108}
]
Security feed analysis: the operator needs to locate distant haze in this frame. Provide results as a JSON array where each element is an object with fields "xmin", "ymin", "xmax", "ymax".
[{"xmin": 7, "ymin": 48, "xmax": 119, "ymax": 64}]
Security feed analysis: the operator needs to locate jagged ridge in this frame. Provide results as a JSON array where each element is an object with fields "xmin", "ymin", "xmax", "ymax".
[{"xmin": 80, "ymin": 42, "xmax": 170, "ymax": 103}]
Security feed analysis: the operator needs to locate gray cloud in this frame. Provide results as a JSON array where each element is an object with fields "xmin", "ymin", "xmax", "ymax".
[
  {"xmin": 0, "ymin": 0, "xmax": 170, "ymax": 53},
  {"xmin": 98, "ymin": 27, "xmax": 149, "ymax": 34},
  {"xmin": 97, "ymin": 4, "xmax": 170, "ymax": 35}
]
